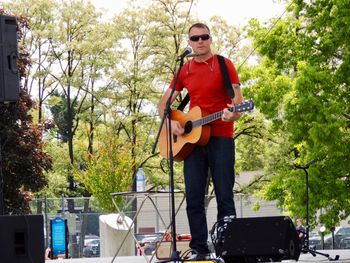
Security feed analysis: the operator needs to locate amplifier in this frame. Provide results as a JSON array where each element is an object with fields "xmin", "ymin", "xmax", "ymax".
[{"xmin": 214, "ymin": 216, "xmax": 301, "ymax": 263}]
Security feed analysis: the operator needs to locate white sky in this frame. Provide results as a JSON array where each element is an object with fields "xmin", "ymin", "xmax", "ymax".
[
  {"xmin": 194, "ymin": 0, "xmax": 286, "ymax": 25},
  {"xmin": 1, "ymin": 0, "xmax": 286, "ymax": 26},
  {"xmin": 92, "ymin": 0, "xmax": 286, "ymax": 26}
]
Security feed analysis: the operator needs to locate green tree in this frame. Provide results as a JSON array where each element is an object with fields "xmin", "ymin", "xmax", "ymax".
[
  {"xmin": 74, "ymin": 129, "xmax": 133, "ymax": 211},
  {"xmin": 49, "ymin": 91, "xmax": 77, "ymax": 142},
  {"xmin": 0, "ymin": 11, "xmax": 52, "ymax": 214},
  {"xmin": 108, "ymin": 2, "xmax": 184, "ymax": 188},
  {"xmin": 48, "ymin": 0, "xmax": 98, "ymax": 194},
  {"xmin": 246, "ymin": 0, "xmax": 350, "ymax": 227},
  {"xmin": 4, "ymin": 0, "xmax": 59, "ymax": 122}
]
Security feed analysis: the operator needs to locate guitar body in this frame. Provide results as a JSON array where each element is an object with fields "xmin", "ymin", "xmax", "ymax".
[
  {"xmin": 159, "ymin": 106, "xmax": 211, "ymax": 161},
  {"xmin": 159, "ymin": 99, "xmax": 254, "ymax": 161}
]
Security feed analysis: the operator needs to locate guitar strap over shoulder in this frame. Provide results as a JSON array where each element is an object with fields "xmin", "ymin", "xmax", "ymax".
[
  {"xmin": 217, "ymin": 54, "xmax": 235, "ymax": 99},
  {"xmin": 177, "ymin": 54, "xmax": 235, "ymax": 111}
]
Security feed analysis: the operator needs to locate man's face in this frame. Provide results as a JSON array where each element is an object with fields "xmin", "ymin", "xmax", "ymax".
[{"xmin": 188, "ymin": 27, "xmax": 212, "ymax": 56}]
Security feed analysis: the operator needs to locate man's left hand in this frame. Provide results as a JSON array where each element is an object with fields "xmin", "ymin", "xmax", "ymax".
[{"xmin": 222, "ymin": 104, "xmax": 241, "ymax": 122}]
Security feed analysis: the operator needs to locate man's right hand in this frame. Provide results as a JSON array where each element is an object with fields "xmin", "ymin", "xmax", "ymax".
[{"xmin": 167, "ymin": 119, "xmax": 184, "ymax": 136}]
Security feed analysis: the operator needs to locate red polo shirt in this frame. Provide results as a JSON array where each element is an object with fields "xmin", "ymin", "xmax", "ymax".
[{"xmin": 170, "ymin": 55, "xmax": 240, "ymax": 137}]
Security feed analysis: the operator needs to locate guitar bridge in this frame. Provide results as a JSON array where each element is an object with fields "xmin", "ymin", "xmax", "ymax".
[{"xmin": 173, "ymin": 134, "xmax": 177, "ymax": 143}]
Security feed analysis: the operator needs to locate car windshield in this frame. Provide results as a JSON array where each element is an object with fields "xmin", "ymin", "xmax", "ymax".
[
  {"xmin": 85, "ymin": 239, "xmax": 99, "ymax": 246},
  {"xmin": 309, "ymin": 232, "xmax": 318, "ymax": 238},
  {"xmin": 337, "ymin": 227, "xmax": 350, "ymax": 235}
]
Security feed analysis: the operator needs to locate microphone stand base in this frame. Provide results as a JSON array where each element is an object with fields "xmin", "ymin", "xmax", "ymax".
[{"xmin": 302, "ymin": 246, "xmax": 340, "ymax": 261}]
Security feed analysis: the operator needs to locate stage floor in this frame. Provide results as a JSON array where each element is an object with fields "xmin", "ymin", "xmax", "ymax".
[{"xmin": 45, "ymin": 249, "xmax": 350, "ymax": 263}]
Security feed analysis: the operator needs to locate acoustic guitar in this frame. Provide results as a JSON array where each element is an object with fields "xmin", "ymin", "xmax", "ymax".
[{"xmin": 159, "ymin": 99, "xmax": 254, "ymax": 161}]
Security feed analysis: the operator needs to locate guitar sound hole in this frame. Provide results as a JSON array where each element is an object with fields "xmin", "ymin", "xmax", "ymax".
[{"xmin": 184, "ymin": 121, "xmax": 193, "ymax": 134}]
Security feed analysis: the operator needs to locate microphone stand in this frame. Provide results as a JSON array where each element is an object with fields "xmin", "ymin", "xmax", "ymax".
[
  {"xmin": 152, "ymin": 55, "xmax": 187, "ymax": 262},
  {"xmin": 294, "ymin": 157, "xmax": 339, "ymax": 261}
]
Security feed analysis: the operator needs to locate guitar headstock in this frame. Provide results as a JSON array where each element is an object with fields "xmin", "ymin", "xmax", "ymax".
[{"xmin": 230, "ymin": 99, "xmax": 254, "ymax": 113}]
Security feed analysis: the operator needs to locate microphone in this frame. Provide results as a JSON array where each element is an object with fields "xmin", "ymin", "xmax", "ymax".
[{"xmin": 177, "ymin": 47, "xmax": 196, "ymax": 60}]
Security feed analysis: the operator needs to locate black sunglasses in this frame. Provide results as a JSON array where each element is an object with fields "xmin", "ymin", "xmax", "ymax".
[{"xmin": 189, "ymin": 34, "xmax": 211, "ymax": 42}]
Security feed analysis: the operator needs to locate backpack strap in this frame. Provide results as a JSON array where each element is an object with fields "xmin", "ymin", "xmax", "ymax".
[{"xmin": 177, "ymin": 55, "xmax": 234, "ymax": 111}]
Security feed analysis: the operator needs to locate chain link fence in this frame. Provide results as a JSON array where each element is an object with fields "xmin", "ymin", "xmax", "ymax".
[{"xmin": 30, "ymin": 194, "xmax": 281, "ymax": 258}]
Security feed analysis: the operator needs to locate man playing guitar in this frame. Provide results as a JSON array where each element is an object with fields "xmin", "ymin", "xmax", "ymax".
[{"xmin": 158, "ymin": 22, "xmax": 244, "ymax": 260}]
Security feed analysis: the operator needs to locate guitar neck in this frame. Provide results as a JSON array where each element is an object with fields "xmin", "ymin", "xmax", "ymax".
[
  {"xmin": 192, "ymin": 109, "xmax": 226, "ymax": 128},
  {"xmin": 192, "ymin": 100, "xmax": 254, "ymax": 128}
]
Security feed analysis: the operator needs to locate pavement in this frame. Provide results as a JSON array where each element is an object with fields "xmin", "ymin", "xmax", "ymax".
[{"xmin": 45, "ymin": 250, "xmax": 350, "ymax": 263}]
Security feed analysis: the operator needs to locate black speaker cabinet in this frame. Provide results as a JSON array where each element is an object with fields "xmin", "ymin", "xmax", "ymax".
[
  {"xmin": 0, "ymin": 215, "xmax": 44, "ymax": 263},
  {"xmin": 0, "ymin": 14, "xmax": 20, "ymax": 102},
  {"xmin": 219, "ymin": 216, "xmax": 301, "ymax": 263}
]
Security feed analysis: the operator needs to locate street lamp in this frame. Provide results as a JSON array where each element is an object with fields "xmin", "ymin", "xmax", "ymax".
[{"xmin": 320, "ymin": 226, "xmax": 326, "ymax": 250}]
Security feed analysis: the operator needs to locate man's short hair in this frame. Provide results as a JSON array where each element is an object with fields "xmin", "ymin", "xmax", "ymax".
[{"xmin": 188, "ymin": 23, "xmax": 210, "ymax": 35}]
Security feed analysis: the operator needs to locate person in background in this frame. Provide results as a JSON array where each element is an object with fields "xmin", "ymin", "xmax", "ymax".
[{"xmin": 296, "ymin": 218, "xmax": 306, "ymax": 244}]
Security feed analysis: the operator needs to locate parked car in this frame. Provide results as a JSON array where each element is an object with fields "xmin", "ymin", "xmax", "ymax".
[
  {"xmin": 309, "ymin": 234, "xmax": 322, "ymax": 249},
  {"xmin": 83, "ymin": 238, "xmax": 100, "ymax": 257},
  {"xmin": 83, "ymin": 235, "xmax": 99, "ymax": 245},
  {"xmin": 339, "ymin": 237, "xmax": 350, "ymax": 249},
  {"xmin": 309, "ymin": 226, "xmax": 350, "ymax": 249},
  {"xmin": 308, "ymin": 231, "xmax": 319, "ymax": 239}
]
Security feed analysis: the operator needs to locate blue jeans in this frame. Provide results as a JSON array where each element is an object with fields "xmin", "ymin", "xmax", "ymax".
[{"xmin": 184, "ymin": 136, "xmax": 236, "ymax": 254}]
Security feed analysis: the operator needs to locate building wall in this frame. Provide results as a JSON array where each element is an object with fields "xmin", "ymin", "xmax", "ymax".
[{"xmin": 134, "ymin": 193, "xmax": 282, "ymax": 235}]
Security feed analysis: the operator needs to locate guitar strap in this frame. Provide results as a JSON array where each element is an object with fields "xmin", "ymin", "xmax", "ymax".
[{"xmin": 177, "ymin": 54, "xmax": 235, "ymax": 111}]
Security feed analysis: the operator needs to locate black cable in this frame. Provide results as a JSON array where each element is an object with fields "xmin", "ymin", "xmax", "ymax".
[{"xmin": 237, "ymin": 1, "xmax": 294, "ymax": 71}]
